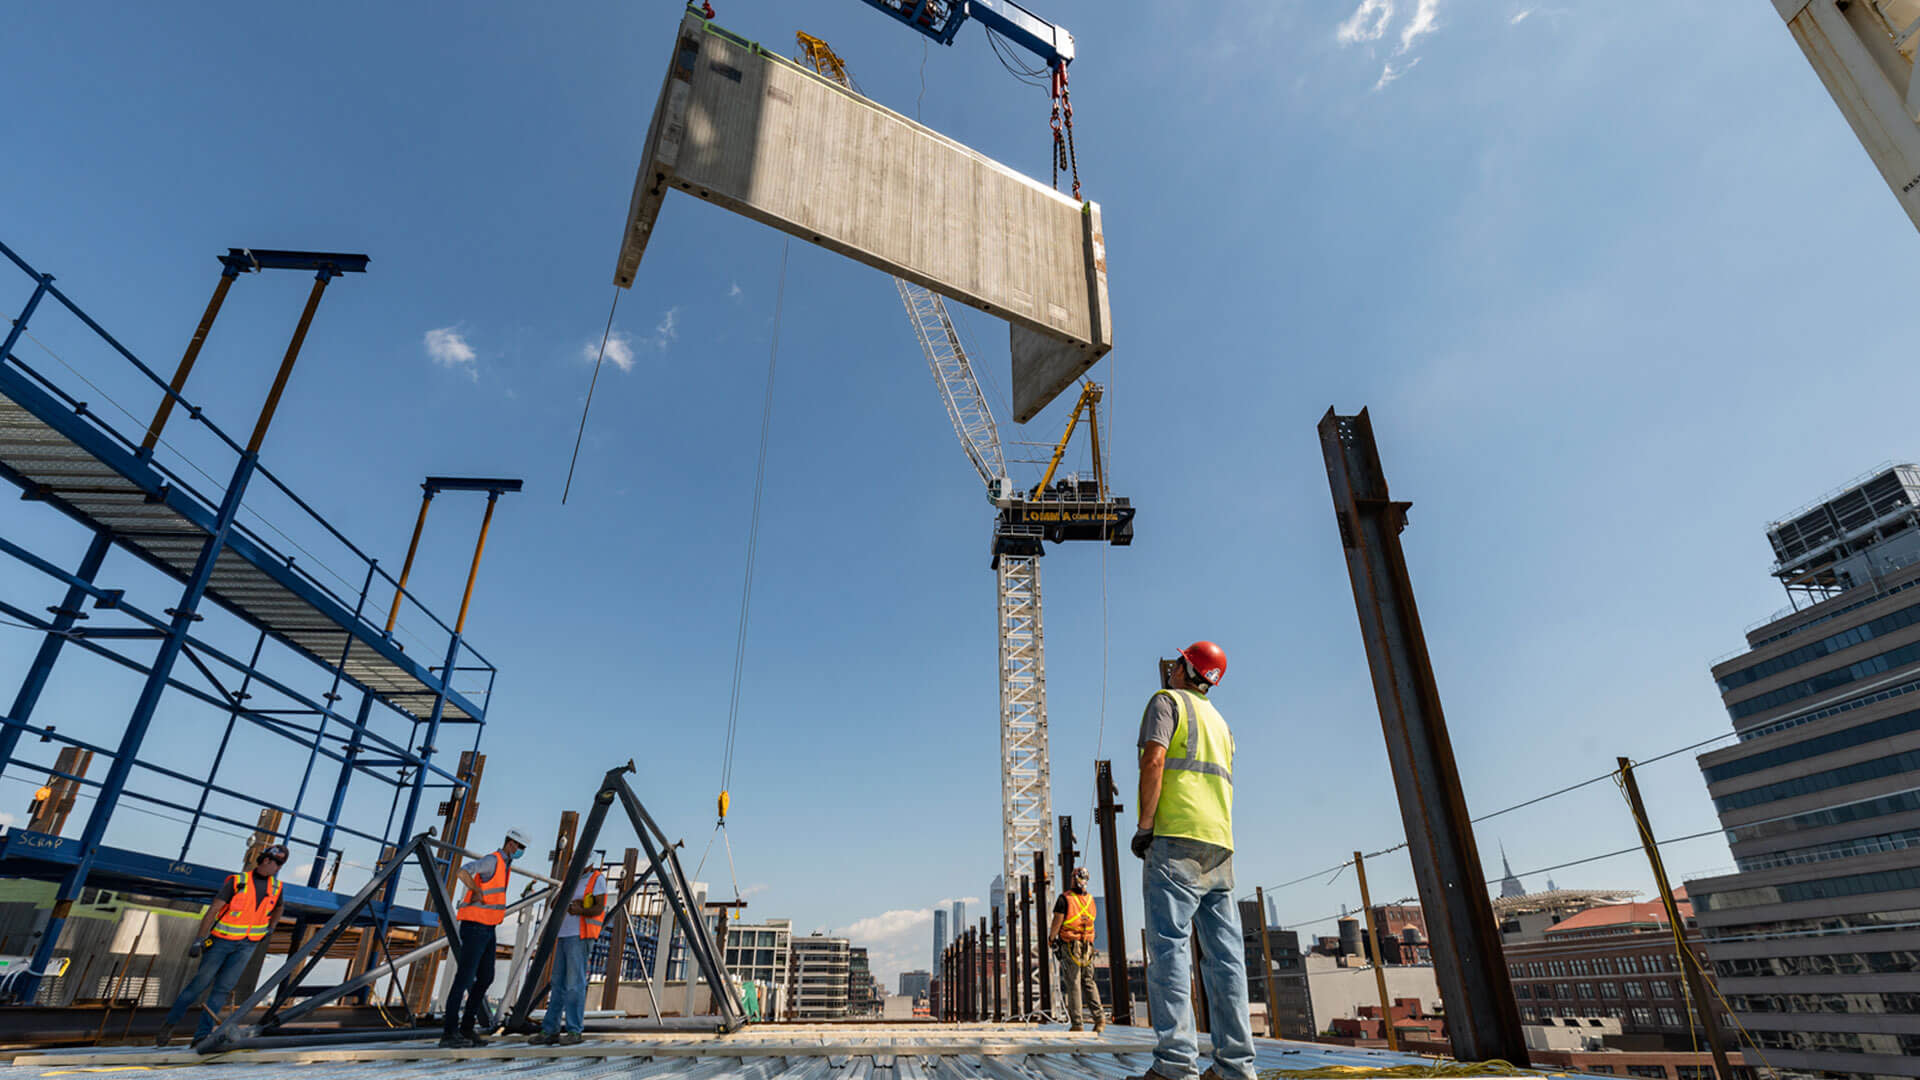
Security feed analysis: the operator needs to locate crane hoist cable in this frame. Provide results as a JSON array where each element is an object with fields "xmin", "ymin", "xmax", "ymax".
[
  {"xmin": 563, "ymin": 288, "xmax": 624, "ymax": 505},
  {"xmin": 697, "ymin": 239, "xmax": 789, "ymax": 903}
]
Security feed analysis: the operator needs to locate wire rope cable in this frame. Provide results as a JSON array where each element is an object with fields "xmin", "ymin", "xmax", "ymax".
[{"xmin": 562, "ymin": 287, "xmax": 623, "ymax": 505}]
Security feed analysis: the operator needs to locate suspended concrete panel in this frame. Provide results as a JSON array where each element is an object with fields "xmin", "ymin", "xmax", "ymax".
[{"xmin": 614, "ymin": 12, "xmax": 1111, "ymax": 423}]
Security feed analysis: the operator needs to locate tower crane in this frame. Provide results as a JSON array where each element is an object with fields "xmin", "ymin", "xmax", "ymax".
[{"xmin": 796, "ymin": 30, "xmax": 1133, "ymax": 943}]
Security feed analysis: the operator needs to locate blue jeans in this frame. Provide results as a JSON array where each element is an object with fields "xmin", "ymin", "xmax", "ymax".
[
  {"xmin": 542, "ymin": 935, "xmax": 587, "ymax": 1036},
  {"xmin": 1143, "ymin": 837, "xmax": 1257, "ymax": 1080},
  {"xmin": 443, "ymin": 921, "xmax": 497, "ymax": 1036},
  {"xmin": 161, "ymin": 937, "xmax": 256, "ymax": 1041}
]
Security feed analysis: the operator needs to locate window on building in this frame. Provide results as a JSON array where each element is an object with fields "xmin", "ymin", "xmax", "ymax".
[
  {"xmin": 1600, "ymin": 982, "xmax": 1620, "ymax": 999},
  {"xmin": 1577, "ymin": 982, "xmax": 1595, "ymax": 999},
  {"xmin": 1556, "ymin": 983, "xmax": 1572, "ymax": 1000},
  {"xmin": 1520, "ymin": 1007, "xmax": 1535, "ymax": 1021},
  {"xmin": 1530, "ymin": 962, "xmax": 1544, "ymax": 977},
  {"xmin": 1676, "ymin": 1067, "xmax": 1715, "ymax": 1080},
  {"xmin": 1649, "ymin": 980, "xmax": 1674, "ymax": 998},
  {"xmin": 1586, "ymin": 1067, "xmax": 1614, "ymax": 1075},
  {"xmin": 1657, "ymin": 1008, "xmax": 1681, "ymax": 1026},
  {"xmin": 1630, "ymin": 1007, "xmax": 1654, "ymax": 1027},
  {"xmin": 1626, "ymin": 1066, "xmax": 1667, "ymax": 1079},
  {"xmin": 1515, "ymin": 984, "xmax": 1531, "ymax": 1000},
  {"xmin": 1624, "ymin": 981, "xmax": 1646, "ymax": 998}
]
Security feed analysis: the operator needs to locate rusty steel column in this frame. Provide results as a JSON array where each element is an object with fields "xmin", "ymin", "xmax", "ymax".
[
  {"xmin": 1033, "ymin": 850, "xmax": 1053, "ymax": 1016},
  {"xmin": 1354, "ymin": 850, "xmax": 1400, "ymax": 1052},
  {"xmin": 1094, "ymin": 760, "xmax": 1133, "ymax": 1025},
  {"xmin": 992, "ymin": 906, "xmax": 1004, "ymax": 1021},
  {"xmin": 1018, "ymin": 874, "xmax": 1034, "ymax": 1018},
  {"xmin": 978, "ymin": 916, "xmax": 989, "ymax": 1021},
  {"xmin": 602, "ymin": 846, "xmax": 640, "ymax": 1010},
  {"xmin": 1318, "ymin": 408, "xmax": 1528, "ymax": 1065}
]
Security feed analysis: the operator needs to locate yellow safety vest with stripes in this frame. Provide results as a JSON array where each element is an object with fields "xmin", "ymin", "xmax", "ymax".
[
  {"xmin": 211, "ymin": 872, "xmax": 282, "ymax": 941},
  {"xmin": 1148, "ymin": 688, "xmax": 1235, "ymax": 851}
]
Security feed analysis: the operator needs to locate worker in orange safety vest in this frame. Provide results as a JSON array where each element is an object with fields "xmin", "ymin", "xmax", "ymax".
[
  {"xmin": 1050, "ymin": 865, "xmax": 1105, "ymax": 1032},
  {"xmin": 155, "ymin": 843, "xmax": 287, "ymax": 1047},
  {"xmin": 528, "ymin": 862, "xmax": 608, "ymax": 1045},
  {"xmin": 441, "ymin": 828, "xmax": 529, "ymax": 1048}
]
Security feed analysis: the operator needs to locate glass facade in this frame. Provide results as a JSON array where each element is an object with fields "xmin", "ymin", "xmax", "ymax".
[
  {"xmin": 1704, "ymin": 707, "xmax": 1920, "ymax": 783},
  {"xmin": 1695, "ymin": 866, "xmax": 1920, "ymax": 911},
  {"xmin": 1712, "ymin": 748, "xmax": 1920, "ymax": 812},
  {"xmin": 1726, "ymin": 637, "xmax": 1920, "ymax": 720},
  {"xmin": 1717, "ymin": 600, "xmax": 1920, "ymax": 691}
]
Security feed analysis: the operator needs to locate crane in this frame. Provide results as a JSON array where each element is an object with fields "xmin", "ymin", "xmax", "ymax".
[{"xmin": 795, "ymin": 31, "xmax": 1132, "ymax": 966}]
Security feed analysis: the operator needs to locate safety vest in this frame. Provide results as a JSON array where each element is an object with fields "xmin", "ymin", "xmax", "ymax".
[
  {"xmin": 457, "ymin": 851, "xmax": 509, "ymax": 925},
  {"xmin": 1061, "ymin": 891, "xmax": 1096, "ymax": 943},
  {"xmin": 1149, "ymin": 688, "xmax": 1234, "ymax": 851},
  {"xmin": 211, "ymin": 872, "xmax": 282, "ymax": 941},
  {"xmin": 580, "ymin": 869, "xmax": 606, "ymax": 941}
]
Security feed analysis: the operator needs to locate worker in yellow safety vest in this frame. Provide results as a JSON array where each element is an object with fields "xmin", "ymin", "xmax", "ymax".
[
  {"xmin": 529, "ymin": 862, "xmax": 608, "ymax": 1045},
  {"xmin": 1130, "ymin": 641, "xmax": 1254, "ymax": 1080},
  {"xmin": 1049, "ymin": 865, "xmax": 1104, "ymax": 1032},
  {"xmin": 441, "ymin": 828, "xmax": 529, "ymax": 1048},
  {"xmin": 155, "ymin": 843, "xmax": 287, "ymax": 1046}
]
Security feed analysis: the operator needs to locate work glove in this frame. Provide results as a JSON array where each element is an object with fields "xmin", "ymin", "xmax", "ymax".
[{"xmin": 1130, "ymin": 828, "xmax": 1153, "ymax": 859}]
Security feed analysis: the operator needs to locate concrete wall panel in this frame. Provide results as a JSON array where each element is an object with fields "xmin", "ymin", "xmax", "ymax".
[{"xmin": 615, "ymin": 13, "xmax": 1111, "ymax": 422}]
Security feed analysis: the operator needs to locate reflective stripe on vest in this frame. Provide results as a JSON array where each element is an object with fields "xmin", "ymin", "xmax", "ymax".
[
  {"xmin": 1061, "ymin": 892, "xmax": 1096, "ymax": 942},
  {"xmin": 457, "ymin": 852, "xmax": 509, "ymax": 926},
  {"xmin": 1150, "ymin": 688, "xmax": 1235, "ymax": 851},
  {"xmin": 211, "ymin": 872, "xmax": 282, "ymax": 941},
  {"xmin": 580, "ymin": 869, "xmax": 607, "ymax": 941}
]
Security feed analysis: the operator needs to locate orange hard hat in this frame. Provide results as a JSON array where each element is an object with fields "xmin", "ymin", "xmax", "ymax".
[{"xmin": 1179, "ymin": 641, "xmax": 1227, "ymax": 686}]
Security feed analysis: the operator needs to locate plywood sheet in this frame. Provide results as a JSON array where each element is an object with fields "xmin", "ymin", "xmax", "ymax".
[{"xmin": 614, "ymin": 12, "xmax": 1111, "ymax": 423}]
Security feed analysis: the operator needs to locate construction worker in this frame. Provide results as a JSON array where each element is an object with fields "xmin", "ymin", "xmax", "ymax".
[
  {"xmin": 1129, "ymin": 642, "xmax": 1254, "ymax": 1080},
  {"xmin": 155, "ymin": 843, "xmax": 287, "ymax": 1047},
  {"xmin": 1049, "ymin": 865, "xmax": 1104, "ymax": 1032},
  {"xmin": 529, "ymin": 860, "xmax": 607, "ymax": 1045},
  {"xmin": 442, "ymin": 828, "xmax": 528, "ymax": 1048}
]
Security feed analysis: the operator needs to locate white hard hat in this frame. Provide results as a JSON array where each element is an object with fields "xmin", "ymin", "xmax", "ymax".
[{"xmin": 506, "ymin": 827, "xmax": 531, "ymax": 848}]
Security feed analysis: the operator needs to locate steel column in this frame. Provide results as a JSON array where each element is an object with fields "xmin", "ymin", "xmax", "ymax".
[
  {"xmin": 1318, "ymin": 407, "xmax": 1527, "ymax": 1065},
  {"xmin": 1018, "ymin": 874, "xmax": 1033, "ymax": 1018},
  {"xmin": 1032, "ymin": 849, "xmax": 1052, "ymax": 1016},
  {"xmin": 1095, "ymin": 760, "xmax": 1133, "ymax": 1025},
  {"xmin": 310, "ymin": 694, "xmax": 375, "ymax": 888},
  {"xmin": 141, "ymin": 267, "xmax": 238, "ymax": 454},
  {"xmin": 0, "ymin": 531, "xmax": 111, "ymax": 774},
  {"xmin": 1354, "ymin": 849, "xmax": 1398, "ymax": 1052},
  {"xmin": 997, "ymin": 553, "xmax": 1054, "ymax": 900},
  {"xmin": 246, "ymin": 272, "xmax": 332, "ymax": 454}
]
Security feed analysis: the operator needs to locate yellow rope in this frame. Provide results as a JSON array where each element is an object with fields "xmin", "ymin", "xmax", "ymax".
[{"xmin": 1260, "ymin": 1062, "xmax": 1566, "ymax": 1079}]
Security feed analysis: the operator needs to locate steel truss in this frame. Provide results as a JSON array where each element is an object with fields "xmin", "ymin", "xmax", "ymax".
[{"xmin": 996, "ymin": 553, "xmax": 1054, "ymax": 924}]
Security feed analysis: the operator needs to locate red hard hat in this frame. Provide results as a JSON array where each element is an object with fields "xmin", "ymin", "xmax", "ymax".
[{"xmin": 1180, "ymin": 641, "xmax": 1227, "ymax": 686}]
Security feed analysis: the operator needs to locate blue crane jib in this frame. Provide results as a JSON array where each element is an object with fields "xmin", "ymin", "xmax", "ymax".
[{"xmin": 854, "ymin": 0, "xmax": 1073, "ymax": 68}]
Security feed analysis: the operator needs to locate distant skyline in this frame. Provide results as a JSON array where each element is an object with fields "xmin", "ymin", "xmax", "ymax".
[{"xmin": 3, "ymin": 1, "xmax": 1918, "ymax": 996}]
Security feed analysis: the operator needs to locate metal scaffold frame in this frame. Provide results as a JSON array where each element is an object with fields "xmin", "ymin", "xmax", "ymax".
[
  {"xmin": 996, "ymin": 553, "xmax": 1054, "ymax": 915},
  {"xmin": 0, "ymin": 239, "xmax": 504, "ymax": 1002}
]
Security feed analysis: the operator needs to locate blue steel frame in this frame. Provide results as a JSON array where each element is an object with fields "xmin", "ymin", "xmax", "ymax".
[
  {"xmin": 0, "ymin": 239, "xmax": 499, "ymax": 1000},
  {"xmin": 849, "ymin": 0, "xmax": 1074, "ymax": 68}
]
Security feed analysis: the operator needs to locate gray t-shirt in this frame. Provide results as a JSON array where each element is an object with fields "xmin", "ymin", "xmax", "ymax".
[
  {"xmin": 1137, "ymin": 691, "xmax": 1231, "ymax": 859},
  {"xmin": 558, "ymin": 871, "xmax": 608, "ymax": 938}
]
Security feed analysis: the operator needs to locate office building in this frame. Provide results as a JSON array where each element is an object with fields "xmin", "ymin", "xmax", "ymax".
[
  {"xmin": 898, "ymin": 969, "xmax": 931, "ymax": 1000},
  {"xmin": 951, "ymin": 900, "xmax": 967, "ymax": 943},
  {"xmin": 1240, "ymin": 901, "xmax": 1314, "ymax": 1039},
  {"xmin": 991, "ymin": 875, "xmax": 1006, "ymax": 928},
  {"xmin": 723, "ymin": 918, "xmax": 792, "ymax": 1020},
  {"xmin": 848, "ymin": 946, "xmax": 876, "ymax": 1017},
  {"xmin": 1688, "ymin": 465, "xmax": 1920, "ymax": 1080},
  {"xmin": 932, "ymin": 908, "xmax": 947, "ymax": 973},
  {"xmin": 790, "ymin": 933, "xmax": 850, "ymax": 1020}
]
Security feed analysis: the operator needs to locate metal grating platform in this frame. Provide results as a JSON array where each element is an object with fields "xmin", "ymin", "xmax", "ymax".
[
  {"xmin": 0, "ymin": 1026, "xmax": 1573, "ymax": 1078},
  {"xmin": 0, "ymin": 371, "xmax": 477, "ymax": 722}
]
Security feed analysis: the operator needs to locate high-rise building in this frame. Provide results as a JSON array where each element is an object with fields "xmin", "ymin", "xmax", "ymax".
[
  {"xmin": 932, "ymin": 908, "xmax": 947, "ymax": 973},
  {"xmin": 899, "ymin": 969, "xmax": 931, "ymax": 1000},
  {"xmin": 790, "ymin": 933, "xmax": 851, "ymax": 1020},
  {"xmin": 848, "ymin": 946, "xmax": 875, "ymax": 1017},
  {"xmin": 952, "ymin": 900, "xmax": 967, "ymax": 943},
  {"xmin": 723, "ymin": 918, "xmax": 792, "ymax": 1020},
  {"xmin": 1687, "ymin": 465, "xmax": 1920, "ymax": 1080},
  {"xmin": 990, "ymin": 875, "xmax": 1006, "ymax": 927},
  {"xmin": 1240, "ymin": 901, "xmax": 1314, "ymax": 1040}
]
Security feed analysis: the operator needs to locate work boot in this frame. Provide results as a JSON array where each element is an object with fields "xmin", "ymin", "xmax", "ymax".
[
  {"xmin": 528, "ymin": 1031, "xmax": 556, "ymax": 1045},
  {"xmin": 1124, "ymin": 1070, "xmax": 1183, "ymax": 1080},
  {"xmin": 556, "ymin": 1031, "xmax": 584, "ymax": 1046},
  {"xmin": 152, "ymin": 1024, "xmax": 174, "ymax": 1048},
  {"xmin": 1069, "ymin": 1022, "xmax": 1085, "ymax": 1032},
  {"xmin": 462, "ymin": 1030, "xmax": 491, "ymax": 1047},
  {"xmin": 1094, "ymin": 1019, "xmax": 1106, "ymax": 1034},
  {"xmin": 438, "ymin": 1034, "xmax": 473, "ymax": 1049}
]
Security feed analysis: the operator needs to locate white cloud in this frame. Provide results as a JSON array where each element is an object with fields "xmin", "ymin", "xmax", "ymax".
[
  {"xmin": 0, "ymin": 811, "xmax": 17, "ymax": 829},
  {"xmin": 728, "ymin": 282, "xmax": 743, "ymax": 299},
  {"xmin": 654, "ymin": 307, "xmax": 679, "ymax": 345},
  {"xmin": 1397, "ymin": 0, "xmax": 1440, "ymax": 53},
  {"xmin": 1336, "ymin": 0, "xmax": 1394, "ymax": 44},
  {"xmin": 740, "ymin": 883, "xmax": 770, "ymax": 898},
  {"xmin": 1375, "ymin": 56, "xmax": 1420, "ymax": 89},
  {"xmin": 424, "ymin": 327, "xmax": 478, "ymax": 380},
  {"xmin": 832, "ymin": 896, "xmax": 981, "ymax": 989},
  {"xmin": 1510, "ymin": 8, "xmax": 1532, "ymax": 23},
  {"xmin": 586, "ymin": 332, "xmax": 636, "ymax": 373}
]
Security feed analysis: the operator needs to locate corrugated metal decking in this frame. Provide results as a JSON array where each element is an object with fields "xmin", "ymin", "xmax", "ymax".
[
  {"xmin": 0, "ymin": 1026, "xmax": 1575, "ymax": 1078},
  {"xmin": 614, "ymin": 11, "xmax": 1112, "ymax": 424}
]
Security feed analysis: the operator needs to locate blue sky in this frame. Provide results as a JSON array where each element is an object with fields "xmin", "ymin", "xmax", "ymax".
[{"xmin": 3, "ymin": 1, "xmax": 1919, "ymax": 989}]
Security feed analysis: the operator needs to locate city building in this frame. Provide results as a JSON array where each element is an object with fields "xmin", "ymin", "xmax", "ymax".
[
  {"xmin": 723, "ymin": 918, "xmax": 792, "ymax": 1020},
  {"xmin": 1239, "ymin": 901, "xmax": 1314, "ymax": 1039},
  {"xmin": 849, "ymin": 946, "xmax": 876, "ymax": 1017},
  {"xmin": 1303, "ymin": 953, "xmax": 1440, "ymax": 1036},
  {"xmin": 1688, "ymin": 464, "xmax": 1920, "ymax": 1080},
  {"xmin": 1501, "ymin": 891, "xmax": 1726, "ymax": 1049},
  {"xmin": 1494, "ymin": 888, "xmax": 1639, "ymax": 944},
  {"xmin": 789, "ymin": 933, "xmax": 851, "ymax": 1020},
  {"xmin": 990, "ymin": 875, "xmax": 1005, "ymax": 928},
  {"xmin": 1367, "ymin": 903, "xmax": 1432, "ymax": 965},
  {"xmin": 932, "ymin": 907, "xmax": 947, "ymax": 973},
  {"xmin": 898, "ymin": 969, "xmax": 931, "ymax": 1000},
  {"xmin": 951, "ymin": 900, "xmax": 967, "ymax": 943}
]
